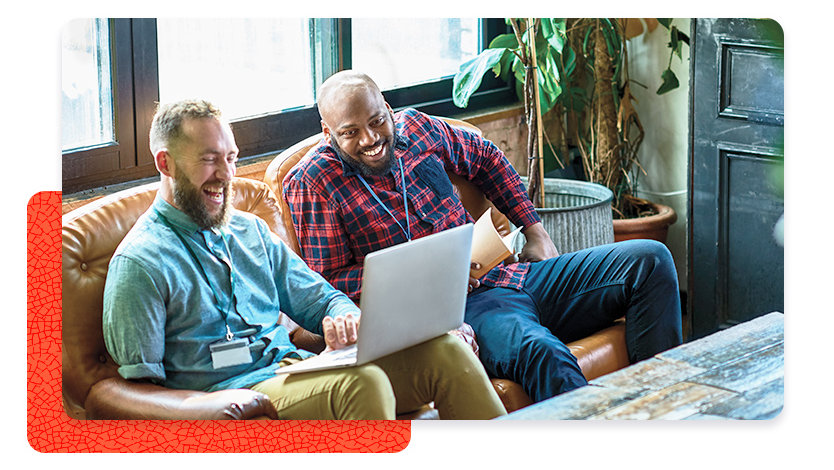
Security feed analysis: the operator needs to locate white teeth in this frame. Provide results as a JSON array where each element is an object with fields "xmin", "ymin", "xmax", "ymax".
[
  {"xmin": 362, "ymin": 145, "xmax": 382, "ymax": 156},
  {"xmin": 204, "ymin": 188, "xmax": 223, "ymax": 200}
]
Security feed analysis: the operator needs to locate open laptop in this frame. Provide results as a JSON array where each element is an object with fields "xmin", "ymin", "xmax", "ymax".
[{"xmin": 275, "ymin": 223, "xmax": 474, "ymax": 375}]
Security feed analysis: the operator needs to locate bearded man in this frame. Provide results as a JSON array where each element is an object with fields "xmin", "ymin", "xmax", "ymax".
[
  {"xmin": 101, "ymin": 99, "xmax": 506, "ymax": 420},
  {"xmin": 284, "ymin": 71, "xmax": 683, "ymax": 403}
]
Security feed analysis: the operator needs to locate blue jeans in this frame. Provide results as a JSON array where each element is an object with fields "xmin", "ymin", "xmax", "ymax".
[{"xmin": 464, "ymin": 239, "xmax": 683, "ymax": 403}]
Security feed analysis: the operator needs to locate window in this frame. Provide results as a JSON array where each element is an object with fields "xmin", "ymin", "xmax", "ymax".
[
  {"xmin": 156, "ymin": 18, "xmax": 315, "ymax": 120},
  {"xmin": 351, "ymin": 18, "xmax": 480, "ymax": 91},
  {"xmin": 61, "ymin": 18, "xmax": 114, "ymax": 152},
  {"xmin": 61, "ymin": 18, "xmax": 513, "ymax": 193}
]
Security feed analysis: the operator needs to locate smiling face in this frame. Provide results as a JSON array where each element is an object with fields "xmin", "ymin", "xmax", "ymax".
[
  {"xmin": 320, "ymin": 82, "xmax": 397, "ymax": 177},
  {"xmin": 167, "ymin": 117, "xmax": 239, "ymax": 228}
]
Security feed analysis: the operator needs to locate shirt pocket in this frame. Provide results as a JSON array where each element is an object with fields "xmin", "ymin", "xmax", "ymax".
[{"xmin": 413, "ymin": 158, "xmax": 453, "ymax": 199}]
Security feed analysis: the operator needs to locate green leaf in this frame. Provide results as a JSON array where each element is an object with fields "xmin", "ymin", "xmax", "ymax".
[
  {"xmin": 535, "ymin": 35, "xmax": 553, "ymax": 71},
  {"xmin": 452, "ymin": 48, "xmax": 508, "ymax": 108},
  {"xmin": 489, "ymin": 33, "xmax": 519, "ymax": 50},
  {"xmin": 511, "ymin": 55, "xmax": 526, "ymax": 85},
  {"xmin": 496, "ymin": 48, "xmax": 515, "ymax": 80},
  {"xmin": 668, "ymin": 26, "xmax": 685, "ymax": 60},
  {"xmin": 657, "ymin": 18, "xmax": 672, "ymax": 29},
  {"xmin": 563, "ymin": 45, "xmax": 576, "ymax": 77},
  {"xmin": 541, "ymin": 18, "xmax": 567, "ymax": 52},
  {"xmin": 539, "ymin": 82, "xmax": 556, "ymax": 115},
  {"xmin": 656, "ymin": 68, "xmax": 680, "ymax": 95},
  {"xmin": 582, "ymin": 24, "xmax": 593, "ymax": 55},
  {"xmin": 538, "ymin": 66, "xmax": 560, "ymax": 115},
  {"xmin": 539, "ymin": 49, "xmax": 562, "ymax": 100}
]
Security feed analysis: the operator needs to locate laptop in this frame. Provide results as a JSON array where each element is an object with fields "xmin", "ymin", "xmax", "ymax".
[{"xmin": 275, "ymin": 223, "xmax": 474, "ymax": 375}]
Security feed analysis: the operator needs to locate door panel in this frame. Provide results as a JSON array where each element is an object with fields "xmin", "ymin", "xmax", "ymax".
[{"xmin": 689, "ymin": 18, "xmax": 784, "ymax": 338}]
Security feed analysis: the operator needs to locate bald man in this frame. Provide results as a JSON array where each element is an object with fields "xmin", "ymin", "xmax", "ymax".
[{"xmin": 284, "ymin": 70, "xmax": 683, "ymax": 403}]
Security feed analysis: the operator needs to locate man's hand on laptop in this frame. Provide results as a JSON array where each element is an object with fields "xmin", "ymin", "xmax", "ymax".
[
  {"xmin": 322, "ymin": 314, "xmax": 359, "ymax": 353},
  {"xmin": 469, "ymin": 262, "xmax": 481, "ymax": 293}
]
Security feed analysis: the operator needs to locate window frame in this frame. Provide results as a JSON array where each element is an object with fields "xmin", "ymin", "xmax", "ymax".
[{"xmin": 62, "ymin": 18, "xmax": 514, "ymax": 193}]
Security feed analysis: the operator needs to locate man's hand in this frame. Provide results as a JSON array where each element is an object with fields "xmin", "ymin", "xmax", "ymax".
[
  {"xmin": 518, "ymin": 222, "xmax": 559, "ymax": 262},
  {"xmin": 448, "ymin": 322, "xmax": 479, "ymax": 357},
  {"xmin": 182, "ymin": 388, "xmax": 279, "ymax": 420},
  {"xmin": 468, "ymin": 262, "xmax": 482, "ymax": 293},
  {"xmin": 322, "ymin": 314, "xmax": 359, "ymax": 352}
]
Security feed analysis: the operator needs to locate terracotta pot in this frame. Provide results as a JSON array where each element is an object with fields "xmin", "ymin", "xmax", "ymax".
[{"xmin": 612, "ymin": 202, "xmax": 677, "ymax": 244}]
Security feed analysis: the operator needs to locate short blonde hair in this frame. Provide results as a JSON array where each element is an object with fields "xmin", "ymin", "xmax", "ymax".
[{"xmin": 149, "ymin": 99, "xmax": 224, "ymax": 154}]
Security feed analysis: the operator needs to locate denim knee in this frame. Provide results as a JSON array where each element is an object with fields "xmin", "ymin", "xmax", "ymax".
[
  {"xmin": 619, "ymin": 239, "xmax": 673, "ymax": 265},
  {"xmin": 617, "ymin": 240, "xmax": 678, "ymax": 289}
]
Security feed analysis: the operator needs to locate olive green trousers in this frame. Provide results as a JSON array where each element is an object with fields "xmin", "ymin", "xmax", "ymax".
[{"xmin": 251, "ymin": 334, "xmax": 506, "ymax": 420}]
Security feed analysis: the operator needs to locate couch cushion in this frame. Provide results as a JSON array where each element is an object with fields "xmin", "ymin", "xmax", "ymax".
[{"xmin": 61, "ymin": 178, "xmax": 285, "ymax": 417}]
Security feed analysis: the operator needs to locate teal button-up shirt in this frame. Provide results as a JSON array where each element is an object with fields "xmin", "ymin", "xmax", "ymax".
[{"xmin": 103, "ymin": 197, "xmax": 359, "ymax": 392}]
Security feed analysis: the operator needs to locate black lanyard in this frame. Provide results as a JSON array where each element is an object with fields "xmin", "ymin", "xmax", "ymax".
[
  {"xmin": 356, "ymin": 157, "xmax": 412, "ymax": 242},
  {"xmin": 155, "ymin": 209, "xmax": 240, "ymax": 341}
]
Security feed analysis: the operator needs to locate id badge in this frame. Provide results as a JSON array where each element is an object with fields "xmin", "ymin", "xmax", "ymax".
[{"xmin": 210, "ymin": 338, "xmax": 253, "ymax": 369}]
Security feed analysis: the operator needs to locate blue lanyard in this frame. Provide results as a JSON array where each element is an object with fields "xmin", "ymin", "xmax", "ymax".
[
  {"xmin": 357, "ymin": 158, "xmax": 412, "ymax": 242},
  {"xmin": 155, "ymin": 209, "xmax": 240, "ymax": 341}
]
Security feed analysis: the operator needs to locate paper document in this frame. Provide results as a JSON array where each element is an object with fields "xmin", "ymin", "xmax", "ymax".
[{"xmin": 470, "ymin": 208, "xmax": 522, "ymax": 278}]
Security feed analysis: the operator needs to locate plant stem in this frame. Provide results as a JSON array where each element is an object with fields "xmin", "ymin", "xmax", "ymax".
[{"xmin": 528, "ymin": 18, "xmax": 546, "ymax": 208}]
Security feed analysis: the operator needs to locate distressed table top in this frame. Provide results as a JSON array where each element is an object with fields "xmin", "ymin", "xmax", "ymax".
[{"xmin": 501, "ymin": 312, "xmax": 784, "ymax": 420}]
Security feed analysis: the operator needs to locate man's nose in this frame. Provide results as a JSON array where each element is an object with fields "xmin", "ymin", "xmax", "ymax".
[
  {"xmin": 359, "ymin": 127, "xmax": 378, "ymax": 147},
  {"xmin": 216, "ymin": 159, "xmax": 236, "ymax": 180}
]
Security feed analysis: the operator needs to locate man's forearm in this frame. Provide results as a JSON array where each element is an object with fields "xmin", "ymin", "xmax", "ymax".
[{"xmin": 521, "ymin": 221, "xmax": 549, "ymax": 241}]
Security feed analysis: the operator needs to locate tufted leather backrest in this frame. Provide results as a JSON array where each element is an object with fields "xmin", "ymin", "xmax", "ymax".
[
  {"xmin": 61, "ymin": 178, "xmax": 286, "ymax": 418},
  {"xmin": 264, "ymin": 116, "xmax": 512, "ymax": 255}
]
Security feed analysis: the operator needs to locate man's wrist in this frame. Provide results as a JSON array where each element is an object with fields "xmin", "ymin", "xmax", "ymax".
[{"xmin": 522, "ymin": 222, "xmax": 549, "ymax": 240}]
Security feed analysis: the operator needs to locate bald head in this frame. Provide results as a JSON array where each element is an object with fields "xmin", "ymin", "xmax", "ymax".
[
  {"xmin": 317, "ymin": 70, "xmax": 384, "ymax": 124},
  {"xmin": 316, "ymin": 71, "xmax": 397, "ymax": 176}
]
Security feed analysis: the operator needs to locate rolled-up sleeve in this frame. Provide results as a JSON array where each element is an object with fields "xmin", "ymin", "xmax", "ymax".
[{"xmin": 102, "ymin": 255, "xmax": 167, "ymax": 383}]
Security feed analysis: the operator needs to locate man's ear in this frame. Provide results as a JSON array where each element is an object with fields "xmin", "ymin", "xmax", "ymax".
[
  {"xmin": 320, "ymin": 120, "xmax": 331, "ymax": 142},
  {"xmin": 154, "ymin": 149, "xmax": 174, "ymax": 178}
]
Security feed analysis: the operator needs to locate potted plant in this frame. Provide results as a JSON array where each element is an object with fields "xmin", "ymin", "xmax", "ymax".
[{"xmin": 452, "ymin": 18, "xmax": 687, "ymax": 244}]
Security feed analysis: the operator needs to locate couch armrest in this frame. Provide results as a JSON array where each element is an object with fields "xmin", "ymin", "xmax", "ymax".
[{"xmin": 85, "ymin": 377, "xmax": 279, "ymax": 420}]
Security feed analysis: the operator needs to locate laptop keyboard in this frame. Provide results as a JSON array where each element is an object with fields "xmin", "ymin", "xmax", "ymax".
[{"xmin": 320, "ymin": 344, "xmax": 358, "ymax": 361}]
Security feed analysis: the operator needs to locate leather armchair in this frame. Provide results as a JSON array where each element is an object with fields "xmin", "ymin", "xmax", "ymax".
[
  {"xmin": 63, "ymin": 178, "xmax": 305, "ymax": 420},
  {"xmin": 264, "ymin": 117, "xmax": 631, "ymax": 412}
]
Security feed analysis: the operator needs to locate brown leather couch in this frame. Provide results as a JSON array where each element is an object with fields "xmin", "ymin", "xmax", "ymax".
[
  {"xmin": 63, "ymin": 177, "xmax": 376, "ymax": 420},
  {"xmin": 264, "ymin": 117, "xmax": 631, "ymax": 412}
]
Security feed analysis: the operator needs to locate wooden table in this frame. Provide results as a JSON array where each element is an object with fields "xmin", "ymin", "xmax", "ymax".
[{"xmin": 501, "ymin": 312, "xmax": 784, "ymax": 420}]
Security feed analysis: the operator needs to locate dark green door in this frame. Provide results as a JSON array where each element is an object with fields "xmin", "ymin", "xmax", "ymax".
[{"xmin": 688, "ymin": 18, "xmax": 784, "ymax": 338}]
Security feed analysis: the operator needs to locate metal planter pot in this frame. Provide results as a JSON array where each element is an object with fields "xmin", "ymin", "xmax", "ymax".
[{"xmin": 518, "ymin": 178, "xmax": 614, "ymax": 254}]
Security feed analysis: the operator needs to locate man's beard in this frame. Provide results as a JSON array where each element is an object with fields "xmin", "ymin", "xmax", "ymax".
[
  {"xmin": 332, "ymin": 133, "xmax": 398, "ymax": 177},
  {"xmin": 173, "ymin": 173, "xmax": 232, "ymax": 229}
]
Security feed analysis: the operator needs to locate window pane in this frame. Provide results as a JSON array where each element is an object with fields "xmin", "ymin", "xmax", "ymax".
[
  {"xmin": 157, "ymin": 19, "xmax": 314, "ymax": 121},
  {"xmin": 61, "ymin": 18, "xmax": 114, "ymax": 152},
  {"xmin": 351, "ymin": 18, "xmax": 480, "ymax": 91}
]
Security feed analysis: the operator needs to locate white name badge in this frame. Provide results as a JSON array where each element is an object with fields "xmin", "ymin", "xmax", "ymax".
[{"xmin": 210, "ymin": 338, "xmax": 253, "ymax": 369}]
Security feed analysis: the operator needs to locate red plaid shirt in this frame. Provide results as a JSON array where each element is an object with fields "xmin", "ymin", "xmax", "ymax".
[{"xmin": 283, "ymin": 109, "xmax": 541, "ymax": 301}]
